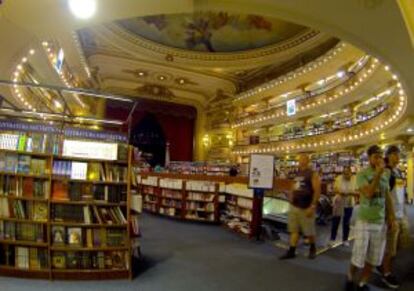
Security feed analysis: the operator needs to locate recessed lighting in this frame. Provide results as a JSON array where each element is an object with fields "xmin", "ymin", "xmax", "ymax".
[
  {"xmin": 68, "ymin": 0, "xmax": 97, "ymax": 19},
  {"xmin": 29, "ymin": 49, "xmax": 35, "ymax": 55},
  {"xmin": 407, "ymin": 128, "xmax": 413, "ymax": 133},
  {"xmin": 22, "ymin": 57, "xmax": 27, "ymax": 63}
]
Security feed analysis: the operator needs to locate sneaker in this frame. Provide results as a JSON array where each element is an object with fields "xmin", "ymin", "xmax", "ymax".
[
  {"xmin": 308, "ymin": 248, "xmax": 316, "ymax": 259},
  {"xmin": 345, "ymin": 280, "xmax": 355, "ymax": 291},
  {"xmin": 375, "ymin": 265, "xmax": 384, "ymax": 275},
  {"xmin": 279, "ymin": 251, "xmax": 296, "ymax": 260},
  {"xmin": 356, "ymin": 283, "xmax": 370, "ymax": 291},
  {"xmin": 381, "ymin": 274, "xmax": 400, "ymax": 289},
  {"xmin": 343, "ymin": 241, "xmax": 350, "ymax": 247},
  {"xmin": 328, "ymin": 240, "xmax": 336, "ymax": 247}
]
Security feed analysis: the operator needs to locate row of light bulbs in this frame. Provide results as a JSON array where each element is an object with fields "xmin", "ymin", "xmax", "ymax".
[
  {"xmin": 235, "ymin": 42, "xmax": 347, "ymax": 102},
  {"xmin": 42, "ymin": 41, "xmax": 86, "ymax": 109},
  {"xmin": 12, "ymin": 49, "xmax": 37, "ymax": 114},
  {"xmin": 233, "ymin": 89, "xmax": 406, "ymax": 156},
  {"xmin": 232, "ymin": 57, "xmax": 379, "ymax": 128},
  {"xmin": 71, "ymin": 31, "xmax": 92, "ymax": 79}
]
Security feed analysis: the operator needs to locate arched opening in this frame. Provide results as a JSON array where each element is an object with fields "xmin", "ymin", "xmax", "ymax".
[{"xmin": 131, "ymin": 113, "xmax": 166, "ymax": 167}]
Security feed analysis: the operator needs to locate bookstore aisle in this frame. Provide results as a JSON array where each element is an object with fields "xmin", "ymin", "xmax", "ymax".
[{"xmin": 0, "ymin": 211, "xmax": 413, "ymax": 291}]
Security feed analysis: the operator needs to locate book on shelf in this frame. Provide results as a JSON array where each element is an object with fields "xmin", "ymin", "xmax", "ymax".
[
  {"xmin": 52, "ymin": 181, "xmax": 69, "ymax": 201},
  {"xmin": 52, "ymin": 252, "xmax": 66, "ymax": 269},
  {"xmin": 4, "ymin": 153, "xmax": 18, "ymax": 173},
  {"xmin": 16, "ymin": 247, "xmax": 30, "ymax": 269},
  {"xmin": 52, "ymin": 226, "xmax": 66, "ymax": 245},
  {"xmin": 52, "ymin": 204, "xmax": 84, "ymax": 223},
  {"xmin": 67, "ymin": 227, "xmax": 82, "ymax": 246},
  {"xmin": 17, "ymin": 155, "xmax": 31, "ymax": 174},
  {"xmin": 0, "ymin": 222, "xmax": 45, "ymax": 242},
  {"xmin": 0, "ymin": 197, "xmax": 10, "ymax": 218},
  {"xmin": 51, "ymin": 250, "xmax": 128, "ymax": 270},
  {"xmin": 5, "ymin": 200, "xmax": 48, "ymax": 222},
  {"xmin": 0, "ymin": 132, "xmax": 57, "ymax": 154},
  {"xmin": 71, "ymin": 162, "xmax": 88, "ymax": 180}
]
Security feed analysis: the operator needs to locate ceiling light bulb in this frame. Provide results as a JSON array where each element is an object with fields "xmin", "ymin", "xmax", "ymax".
[
  {"xmin": 29, "ymin": 49, "xmax": 35, "ymax": 55},
  {"xmin": 68, "ymin": 0, "xmax": 97, "ymax": 19},
  {"xmin": 22, "ymin": 57, "xmax": 27, "ymax": 63},
  {"xmin": 336, "ymin": 71, "xmax": 345, "ymax": 78}
]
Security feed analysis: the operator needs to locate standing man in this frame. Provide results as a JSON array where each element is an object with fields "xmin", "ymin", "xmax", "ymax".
[
  {"xmin": 330, "ymin": 165, "xmax": 357, "ymax": 246},
  {"xmin": 379, "ymin": 145, "xmax": 409, "ymax": 289},
  {"xmin": 346, "ymin": 145, "xmax": 396, "ymax": 291},
  {"xmin": 279, "ymin": 153, "xmax": 321, "ymax": 260}
]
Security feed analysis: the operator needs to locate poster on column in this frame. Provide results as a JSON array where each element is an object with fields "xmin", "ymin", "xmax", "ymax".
[{"xmin": 248, "ymin": 154, "xmax": 275, "ymax": 189}]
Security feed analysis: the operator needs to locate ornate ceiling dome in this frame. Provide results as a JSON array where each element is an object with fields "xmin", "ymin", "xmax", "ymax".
[{"xmin": 116, "ymin": 12, "xmax": 307, "ymax": 53}]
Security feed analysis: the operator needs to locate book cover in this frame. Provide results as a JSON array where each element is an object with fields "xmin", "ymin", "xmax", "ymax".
[
  {"xmin": 66, "ymin": 252, "xmax": 79, "ymax": 269},
  {"xmin": 52, "ymin": 252, "xmax": 66, "ymax": 269},
  {"xmin": 22, "ymin": 178, "xmax": 34, "ymax": 198},
  {"xmin": 52, "ymin": 181, "xmax": 69, "ymax": 201},
  {"xmin": 4, "ymin": 153, "xmax": 18, "ymax": 173},
  {"xmin": 33, "ymin": 202, "xmax": 48, "ymax": 221},
  {"xmin": 52, "ymin": 226, "xmax": 66, "ymax": 245},
  {"xmin": 88, "ymin": 162, "xmax": 101, "ymax": 181},
  {"xmin": 16, "ymin": 247, "xmax": 29, "ymax": 269},
  {"xmin": 0, "ymin": 152, "xmax": 6, "ymax": 171},
  {"xmin": 67, "ymin": 227, "xmax": 82, "ymax": 246}
]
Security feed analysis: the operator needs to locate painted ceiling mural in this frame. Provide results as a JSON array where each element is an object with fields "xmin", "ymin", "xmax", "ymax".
[{"xmin": 116, "ymin": 12, "xmax": 307, "ymax": 53}]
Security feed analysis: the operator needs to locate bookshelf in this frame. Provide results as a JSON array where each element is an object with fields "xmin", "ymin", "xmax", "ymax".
[
  {"xmin": 138, "ymin": 175, "xmax": 220, "ymax": 223},
  {"xmin": 0, "ymin": 126, "xmax": 139, "ymax": 280}
]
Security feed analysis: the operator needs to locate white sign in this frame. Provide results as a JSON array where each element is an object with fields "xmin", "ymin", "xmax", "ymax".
[
  {"xmin": 286, "ymin": 99, "xmax": 296, "ymax": 116},
  {"xmin": 63, "ymin": 140, "xmax": 118, "ymax": 160},
  {"xmin": 70, "ymin": 162, "xmax": 88, "ymax": 180},
  {"xmin": 54, "ymin": 48, "xmax": 65, "ymax": 72},
  {"xmin": 248, "ymin": 154, "xmax": 275, "ymax": 189}
]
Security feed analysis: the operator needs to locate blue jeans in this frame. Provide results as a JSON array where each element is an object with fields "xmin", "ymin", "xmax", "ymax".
[{"xmin": 330, "ymin": 207, "xmax": 353, "ymax": 241}]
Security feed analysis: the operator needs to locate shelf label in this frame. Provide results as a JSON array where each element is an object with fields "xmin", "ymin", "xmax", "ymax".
[{"xmin": 63, "ymin": 140, "xmax": 118, "ymax": 160}]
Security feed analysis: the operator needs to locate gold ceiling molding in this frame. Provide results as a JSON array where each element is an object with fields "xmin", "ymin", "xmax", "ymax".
[
  {"xmin": 104, "ymin": 23, "xmax": 323, "ymax": 61},
  {"xmin": 135, "ymin": 84, "xmax": 175, "ymax": 100}
]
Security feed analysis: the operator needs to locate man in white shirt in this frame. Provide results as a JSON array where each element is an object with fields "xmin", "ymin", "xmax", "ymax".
[{"xmin": 329, "ymin": 166, "xmax": 357, "ymax": 246}]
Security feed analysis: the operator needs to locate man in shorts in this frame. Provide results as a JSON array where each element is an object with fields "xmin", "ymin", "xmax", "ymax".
[
  {"xmin": 346, "ymin": 145, "xmax": 396, "ymax": 291},
  {"xmin": 279, "ymin": 153, "xmax": 321, "ymax": 260},
  {"xmin": 378, "ymin": 145, "xmax": 409, "ymax": 289}
]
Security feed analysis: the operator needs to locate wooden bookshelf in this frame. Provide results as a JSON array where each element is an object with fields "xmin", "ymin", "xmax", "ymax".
[
  {"xmin": 138, "ymin": 176, "xmax": 220, "ymax": 223},
  {"xmin": 0, "ymin": 139, "xmax": 138, "ymax": 281},
  {"xmin": 50, "ymin": 222, "xmax": 128, "ymax": 228},
  {"xmin": 54, "ymin": 155, "xmax": 128, "ymax": 165},
  {"xmin": 5, "ymin": 196, "xmax": 49, "ymax": 202},
  {"xmin": 0, "ymin": 217, "xmax": 47, "ymax": 224},
  {"xmin": 0, "ymin": 240, "xmax": 49, "ymax": 247},
  {"xmin": 50, "ymin": 246, "xmax": 129, "ymax": 252},
  {"xmin": 50, "ymin": 200, "xmax": 127, "ymax": 207},
  {"xmin": 0, "ymin": 172, "xmax": 50, "ymax": 179}
]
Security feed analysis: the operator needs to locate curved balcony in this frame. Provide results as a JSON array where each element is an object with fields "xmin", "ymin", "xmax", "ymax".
[
  {"xmin": 233, "ymin": 92, "xmax": 407, "ymax": 156},
  {"xmin": 232, "ymin": 57, "xmax": 382, "ymax": 129}
]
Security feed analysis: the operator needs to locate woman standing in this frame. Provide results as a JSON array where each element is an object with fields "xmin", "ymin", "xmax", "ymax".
[{"xmin": 330, "ymin": 165, "xmax": 357, "ymax": 246}]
